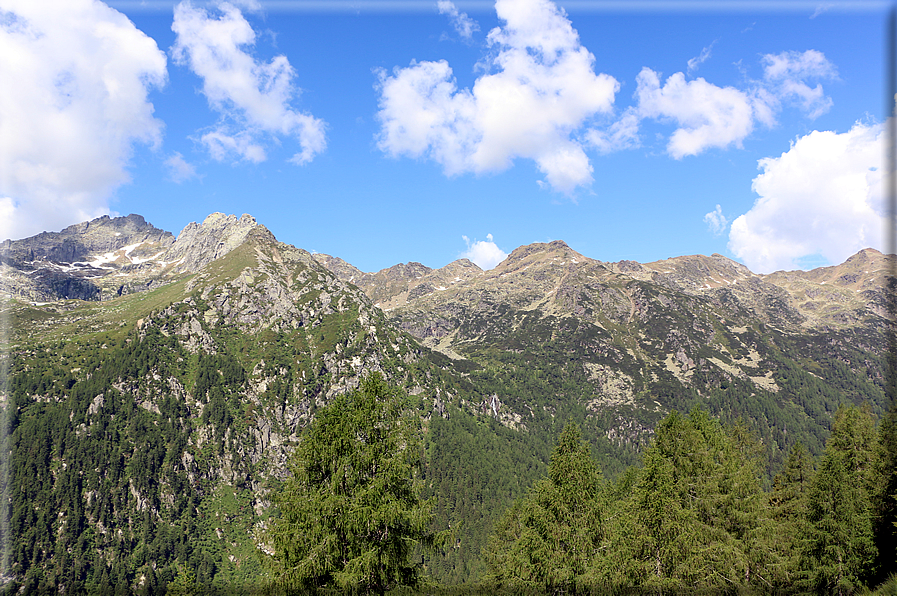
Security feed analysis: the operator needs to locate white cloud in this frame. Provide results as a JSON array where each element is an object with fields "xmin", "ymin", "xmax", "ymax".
[
  {"xmin": 0, "ymin": 0, "xmax": 166, "ymax": 241},
  {"xmin": 437, "ymin": 0, "xmax": 479, "ymax": 39},
  {"xmin": 728, "ymin": 121, "xmax": 885, "ymax": 274},
  {"xmin": 761, "ymin": 50, "xmax": 837, "ymax": 119},
  {"xmin": 376, "ymin": 0, "xmax": 618, "ymax": 194},
  {"xmin": 172, "ymin": 1, "xmax": 326, "ymax": 166},
  {"xmin": 164, "ymin": 152, "xmax": 199, "ymax": 183},
  {"xmin": 635, "ymin": 68, "xmax": 755, "ymax": 159},
  {"xmin": 687, "ymin": 42, "xmax": 715, "ymax": 74},
  {"xmin": 461, "ymin": 233, "xmax": 508, "ymax": 270},
  {"xmin": 586, "ymin": 108, "xmax": 640, "ymax": 154},
  {"xmin": 607, "ymin": 49, "xmax": 836, "ymax": 160},
  {"xmin": 703, "ymin": 204, "xmax": 728, "ymax": 236}
]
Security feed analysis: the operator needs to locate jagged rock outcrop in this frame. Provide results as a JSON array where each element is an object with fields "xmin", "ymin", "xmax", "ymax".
[
  {"xmin": 315, "ymin": 253, "xmax": 483, "ymax": 311},
  {"xmin": 315, "ymin": 239, "xmax": 892, "ymax": 436},
  {"xmin": 164, "ymin": 212, "xmax": 262, "ymax": 273},
  {"xmin": 1, "ymin": 213, "xmax": 172, "ymax": 265}
]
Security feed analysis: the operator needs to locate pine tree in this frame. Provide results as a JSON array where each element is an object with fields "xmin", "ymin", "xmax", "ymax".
[{"xmin": 265, "ymin": 374, "xmax": 435, "ymax": 595}]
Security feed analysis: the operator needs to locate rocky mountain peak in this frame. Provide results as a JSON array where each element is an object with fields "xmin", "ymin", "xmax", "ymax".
[
  {"xmin": 312, "ymin": 254, "xmax": 365, "ymax": 284},
  {"xmin": 381, "ymin": 261, "xmax": 433, "ymax": 282},
  {"xmin": 1, "ymin": 214, "xmax": 175, "ymax": 302},
  {"xmin": 165, "ymin": 213, "xmax": 263, "ymax": 273},
  {"xmin": 1, "ymin": 213, "xmax": 173, "ymax": 266},
  {"xmin": 499, "ymin": 240, "xmax": 585, "ymax": 271},
  {"xmin": 638, "ymin": 253, "xmax": 756, "ymax": 292}
]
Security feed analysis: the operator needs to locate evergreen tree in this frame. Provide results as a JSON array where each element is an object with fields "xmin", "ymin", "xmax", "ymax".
[
  {"xmin": 766, "ymin": 442, "xmax": 815, "ymax": 587},
  {"xmin": 874, "ymin": 406, "xmax": 897, "ymax": 582},
  {"xmin": 799, "ymin": 404, "xmax": 878, "ymax": 594},
  {"xmin": 622, "ymin": 409, "xmax": 766, "ymax": 590},
  {"xmin": 484, "ymin": 422, "xmax": 604, "ymax": 594},
  {"xmin": 266, "ymin": 374, "xmax": 435, "ymax": 595}
]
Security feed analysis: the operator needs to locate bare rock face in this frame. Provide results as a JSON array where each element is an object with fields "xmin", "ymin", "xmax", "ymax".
[
  {"xmin": 314, "ymin": 254, "xmax": 484, "ymax": 311},
  {"xmin": 316, "ymin": 240, "xmax": 892, "ymax": 432},
  {"xmin": 0, "ymin": 214, "xmax": 174, "ymax": 302},
  {"xmin": 1, "ymin": 213, "xmax": 172, "ymax": 264},
  {"xmin": 312, "ymin": 254, "xmax": 365, "ymax": 284},
  {"xmin": 165, "ymin": 213, "xmax": 262, "ymax": 273}
]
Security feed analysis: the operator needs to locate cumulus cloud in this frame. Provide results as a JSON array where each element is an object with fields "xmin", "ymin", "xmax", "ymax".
[
  {"xmin": 164, "ymin": 152, "xmax": 199, "ymax": 183},
  {"xmin": 376, "ymin": 0, "xmax": 618, "ymax": 194},
  {"xmin": 0, "ymin": 0, "xmax": 167, "ymax": 241},
  {"xmin": 172, "ymin": 1, "xmax": 326, "ymax": 166},
  {"xmin": 704, "ymin": 204, "xmax": 728, "ymax": 236},
  {"xmin": 461, "ymin": 234, "xmax": 508, "ymax": 270},
  {"xmin": 761, "ymin": 50, "xmax": 837, "ymax": 119},
  {"xmin": 635, "ymin": 68, "xmax": 755, "ymax": 159},
  {"xmin": 593, "ymin": 49, "xmax": 837, "ymax": 160},
  {"xmin": 437, "ymin": 0, "xmax": 479, "ymax": 39},
  {"xmin": 728, "ymin": 121, "xmax": 885, "ymax": 274}
]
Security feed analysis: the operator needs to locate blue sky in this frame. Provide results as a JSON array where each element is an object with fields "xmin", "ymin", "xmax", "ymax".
[{"xmin": 0, "ymin": 0, "xmax": 891, "ymax": 274}]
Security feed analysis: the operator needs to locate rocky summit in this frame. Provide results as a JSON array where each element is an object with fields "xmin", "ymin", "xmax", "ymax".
[{"xmin": 1, "ymin": 212, "xmax": 893, "ymax": 590}]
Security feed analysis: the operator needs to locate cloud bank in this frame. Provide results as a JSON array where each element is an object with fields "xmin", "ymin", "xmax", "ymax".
[
  {"xmin": 728, "ymin": 121, "xmax": 885, "ymax": 274},
  {"xmin": 172, "ymin": 1, "xmax": 326, "ymax": 165},
  {"xmin": 376, "ymin": 0, "xmax": 618, "ymax": 194},
  {"xmin": 0, "ymin": 0, "xmax": 167, "ymax": 241}
]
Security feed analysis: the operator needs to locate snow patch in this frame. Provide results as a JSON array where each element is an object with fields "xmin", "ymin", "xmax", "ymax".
[{"xmin": 130, "ymin": 251, "xmax": 165, "ymax": 264}]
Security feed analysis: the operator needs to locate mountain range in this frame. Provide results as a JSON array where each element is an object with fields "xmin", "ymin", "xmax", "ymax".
[{"xmin": 0, "ymin": 212, "xmax": 892, "ymax": 590}]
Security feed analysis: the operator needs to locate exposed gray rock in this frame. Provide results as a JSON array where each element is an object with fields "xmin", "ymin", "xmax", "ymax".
[
  {"xmin": 165, "ymin": 212, "xmax": 262, "ymax": 273},
  {"xmin": 1, "ymin": 214, "xmax": 174, "ymax": 302}
]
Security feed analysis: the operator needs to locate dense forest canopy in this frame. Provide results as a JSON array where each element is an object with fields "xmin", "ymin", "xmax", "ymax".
[{"xmin": 6, "ymin": 334, "xmax": 897, "ymax": 594}]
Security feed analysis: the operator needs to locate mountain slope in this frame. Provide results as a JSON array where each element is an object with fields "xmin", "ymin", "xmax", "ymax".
[
  {"xmin": 3, "ymin": 213, "xmax": 893, "ymax": 591},
  {"xmin": 5, "ymin": 214, "xmax": 491, "ymax": 592},
  {"xmin": 318, "ymin": 240, "xmax": 892, "ymax": 472}
]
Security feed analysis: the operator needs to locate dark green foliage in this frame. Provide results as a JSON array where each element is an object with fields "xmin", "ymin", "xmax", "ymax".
[
  {"xmin": 422, "ymin": 406, "xmax": 551, "ymax": 584},
  {"xmin": 615, "ymin": 410, "xmax": 767, "ymax": 590},
  {"xmin": 874, "ymin": 406, "xmax": 897, "ymax": 584},
  {"xmin": 6, "ymin": 331, "xmax": 256, "ymax": 594},
  {"xmin": 484, "ymin": 422, "xmax": 604, "ymax": 594},
  {"xmin": 267, "ymin": 374, "xmax": 436, "ymax": 595},
  {"xmin": 765, "ymin": 441, "xmax": 815, "ymax": 588},
  {"xmin": 799, "ymin": 404, "xmax": 878, "ymax": 594}
]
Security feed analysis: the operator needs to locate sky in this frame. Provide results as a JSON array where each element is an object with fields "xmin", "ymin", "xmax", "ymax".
[{"xmin": 0, "ymin": 0, "xmax": 892, "ymax": 274}]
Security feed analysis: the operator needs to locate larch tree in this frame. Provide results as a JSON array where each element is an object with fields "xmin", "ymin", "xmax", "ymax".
[
  {"xmin": 484, "ymin": 422, "xmax": 604, "ymax": 595},
  {"xmin": 265, "ymin": 374, "xmax": 435, "ymax": 595},
  {"xmin": 799, "ymin": 404, "xmax": 878, "ymax": 595}
]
